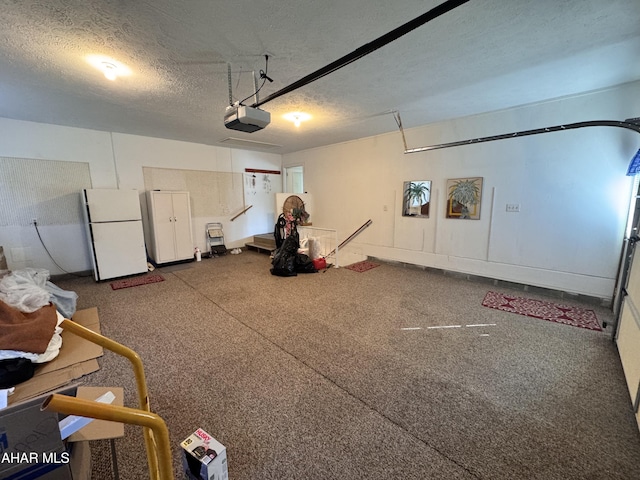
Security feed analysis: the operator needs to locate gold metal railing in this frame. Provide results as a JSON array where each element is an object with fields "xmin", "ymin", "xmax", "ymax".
[
  {"xmin": 41, "ymin": 318, "xmax": 172, "ymax": 480},
  {"xmin": 42, "ymin": 394, "xmax": 173, "ymax": 480}
]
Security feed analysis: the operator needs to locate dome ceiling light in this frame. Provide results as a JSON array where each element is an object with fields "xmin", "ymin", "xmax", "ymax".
[
  {"xmin": 85, "ymin": 55, "xmax": 132, "ymax": 81},
  {"xmin": 101, "ymin": 62, "xmax": 118, "ymax": 81},
  {"xmin": 283, "ymin": 112, "xmax": 311, "ymax": 128}
]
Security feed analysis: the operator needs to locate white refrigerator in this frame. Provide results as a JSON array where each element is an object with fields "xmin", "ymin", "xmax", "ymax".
[{"xmin": 82, "ymin": 189, "xmax": 148, "ymax": 281}]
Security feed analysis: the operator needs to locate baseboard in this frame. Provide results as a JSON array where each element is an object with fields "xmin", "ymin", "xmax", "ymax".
[
  {"xmin": 369, "ymin": 256, "xmax": 612, "ymax": 309},
  {"xmin": 50, "ymin": 270, "xmax": 94, "ymax": 282}
]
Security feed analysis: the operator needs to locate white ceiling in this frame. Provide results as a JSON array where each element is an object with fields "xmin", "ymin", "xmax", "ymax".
[{"xmin": 1, "ymin": 0, "xmax": 639, "ymax": 155}]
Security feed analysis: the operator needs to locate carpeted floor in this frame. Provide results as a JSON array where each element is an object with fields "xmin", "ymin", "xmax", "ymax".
[{"xmin": 55, "ymin": 252, "xmax": 640, "ymax": 480}]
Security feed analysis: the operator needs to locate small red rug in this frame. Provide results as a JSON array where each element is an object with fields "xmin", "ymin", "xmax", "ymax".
[
  {"xmin": 344, "ymin": 260, "xmax": 380, "ymax": 273},
  {"xmin": 482, "ymin": 291, "xmax": 601, "ymax": 331},
  {"xmin": 110, "ymin": 274, "xmax": 165, "ymax": 290}
]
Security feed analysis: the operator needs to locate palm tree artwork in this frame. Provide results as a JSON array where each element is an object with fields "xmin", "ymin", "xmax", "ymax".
[
  {"xmin": 447, "ymin": 177, "xmax": 483, "ymax": 219},
  {"xmin": 403, "ymin": 181, "xmax": 430, "ymax": 217}
]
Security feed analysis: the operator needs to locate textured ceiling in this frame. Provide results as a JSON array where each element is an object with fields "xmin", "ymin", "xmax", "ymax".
[{"xmin": 0, "ymin": 0, "xmax": 639, "ymax": 154}]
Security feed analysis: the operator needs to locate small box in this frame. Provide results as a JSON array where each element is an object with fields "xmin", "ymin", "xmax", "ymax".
[{"xmin": 181, "ymin": 428, "xmax": 228, "ymax": 480}]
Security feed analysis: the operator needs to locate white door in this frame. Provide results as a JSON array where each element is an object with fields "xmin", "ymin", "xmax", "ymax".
[
  {"xmin": 616, "ymin": 200, "xmax": 640, "ymax": 432},
  {"xmin": 614, "ymin": 177, "xmax": 640, "ymax": 431},
  {"xmin": 85, "ymin": 189, "xmax": 142, "ymax": 222},
  {"xmin": 285, "ymin": 166, "xmax": 304, "ymax": 193},
  {"xmin": 91, "ymin": 221, "xmax": 147, "ymax": 280},
  {"xmin": 153, "ymin": 192, "xmax": 179, "ymax": 263},
  {"xmin": 617, "ymin": 251, "xmax": 640, "ymax": 430},
  {"xmin": 171, "ymin": 192, "xmax": 194, "ymax": 260}
]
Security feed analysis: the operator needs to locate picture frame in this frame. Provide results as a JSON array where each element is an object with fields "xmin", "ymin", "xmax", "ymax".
[
  {"xmin": 446, "ymin": 177, "xmax": 483, "ymax": 220},
  {"xmin": 402, "ymin": 180, "xmax": 431, "ymax": 218}
]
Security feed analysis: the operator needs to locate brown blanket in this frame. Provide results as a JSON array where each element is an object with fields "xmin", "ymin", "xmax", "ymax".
[{"xmin": 0, "ymin": 300, "xmax": 58, "ymax": 354}]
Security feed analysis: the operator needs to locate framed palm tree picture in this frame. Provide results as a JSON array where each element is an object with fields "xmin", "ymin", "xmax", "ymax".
[
  {"xmin": 402, "ymin": 180, "xmax": 431, "ymax": 218},
  {"xmin": 446, "ymin": 177, "xmax": 483, "ymax": 219}
]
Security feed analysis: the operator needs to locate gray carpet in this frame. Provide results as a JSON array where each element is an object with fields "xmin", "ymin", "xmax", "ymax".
[
  {"xmin": 55, "ymin": 251, "xmax": 640, "ymax": 479},
  {"xmin": 155, "ymin": 263, "xmax": 193, "ymax": 273}
]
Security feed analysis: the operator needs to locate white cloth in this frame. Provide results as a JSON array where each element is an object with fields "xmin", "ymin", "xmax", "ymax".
[
  {"xmin": 308, "ymin": 237, "xmax": 322, "ymax": 260},
  {"xmin": 0, "ymin": 268, "xmax": 50, "ymax": 313}
]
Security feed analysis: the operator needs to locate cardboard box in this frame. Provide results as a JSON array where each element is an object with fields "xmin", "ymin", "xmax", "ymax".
[
  {"xmin": 59, "ymin": 390, "xmax": 116, "ymax": 440},
  {"xmin": 67, "ymin": 440, "xmax": 91, "ymax": 480},
  {"xmin": 0, "ymin": 394, "xmax": 92, "ymax": 480},
  {"xmin": 181, "ymin": 428, "xmax": 228, "ymax": 480},
  {"xmin": 68, "ymin": 387, "xmax": 124, "ymax": 442},
  {"xmin": 0, "ymin": 387, "xmax": 121, "ymax": 480},
  {"xmin": 0, "ymin": 386, "xmax": 77, "ymax": 480}
]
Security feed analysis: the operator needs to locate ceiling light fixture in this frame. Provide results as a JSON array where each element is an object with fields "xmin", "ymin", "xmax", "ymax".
[
  {"xmin": 101, "ymin": 62, "xmax": 118, "ymax": 81},
  {"xmin": 85, "ymin": 55, "xmax": 132, "ymax": 82},
  {"xmin": 283, "ymin": 112, "xmax": 311, "ymax": 128}
]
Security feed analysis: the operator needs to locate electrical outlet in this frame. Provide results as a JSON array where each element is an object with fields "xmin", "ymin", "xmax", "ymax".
[
  {"xmin": 506, "ymin": 204, "xmax": 520, "ymax": 213},
  {"xmin": 31, "ymin": 218, "xmax": 37, "ymax": 225}
]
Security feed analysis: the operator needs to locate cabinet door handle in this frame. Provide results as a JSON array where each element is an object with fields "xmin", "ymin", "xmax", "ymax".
[
  {"xmin": 173, "ymin": 217, "xmax": 177, "ymax": 222},
  {"xmin": 169, "ymin": 217, "xmax": 173, "ymax": 222}
]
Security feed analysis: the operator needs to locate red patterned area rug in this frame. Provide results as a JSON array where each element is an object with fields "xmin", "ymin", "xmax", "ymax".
[
  {"xmin": 344, "ymin": 261, "xmax": 380, "ymax": 273},
  {"xmin": 482, "ymin": 291, "xmax": 602, "ymax": 331},
  {"xmin": 110, "ymin": 274, "xmax": 165, "ymax": 290}
]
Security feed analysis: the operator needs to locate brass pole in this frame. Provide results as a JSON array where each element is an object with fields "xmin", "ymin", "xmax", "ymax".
[
  {"xmin": 60, "ymin": 319, "xmax": 159, "ymax": 480},
  {"xmin": 230, "ymin": 204, "xmax": 253, "ymax": 221},
  {"xmin": 325, "ymin": 219, "xmax": 372, "ymax": 258},
  {"xmin": 42, "ymin": 394, "xmax": 173, "ymax": 480}
]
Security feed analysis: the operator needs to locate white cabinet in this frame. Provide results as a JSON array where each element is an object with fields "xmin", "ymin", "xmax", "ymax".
[{"xmin": 147, "ymin": 190, "xmax": 194, "ymax": 264}]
